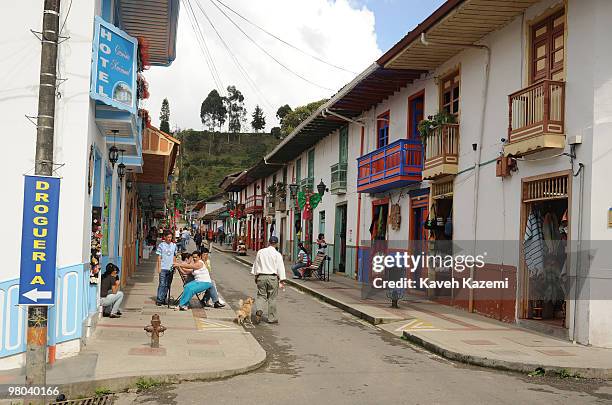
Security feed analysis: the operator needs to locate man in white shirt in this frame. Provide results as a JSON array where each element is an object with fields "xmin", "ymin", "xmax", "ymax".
[{"xmin": 251, "ymin": 236, "xmax": 286, "ymax": 324}]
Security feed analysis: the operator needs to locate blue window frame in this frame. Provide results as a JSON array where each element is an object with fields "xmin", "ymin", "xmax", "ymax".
[{"xmin": 377, "ymin": 111, "xmax": 389, "ymax": 148}]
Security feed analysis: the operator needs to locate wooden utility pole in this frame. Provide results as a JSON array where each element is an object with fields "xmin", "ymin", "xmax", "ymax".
[{"xmin": 27, "ymin": 0, "xmax": 61, "ymax": 394}]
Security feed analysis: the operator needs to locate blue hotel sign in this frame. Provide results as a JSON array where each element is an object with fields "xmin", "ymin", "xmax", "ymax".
[
  {"xmin": 19, "ymin": 176, "xmax": 61, "ymax": 305},
  {"xmin": 90, "ymin": 16, "xmax": 138, "ymax": 114}
]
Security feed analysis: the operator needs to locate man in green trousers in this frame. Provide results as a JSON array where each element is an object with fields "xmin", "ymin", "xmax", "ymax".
[{"xmin": 251, "ymin": 236, "xmax": 286, "ymax": 324}]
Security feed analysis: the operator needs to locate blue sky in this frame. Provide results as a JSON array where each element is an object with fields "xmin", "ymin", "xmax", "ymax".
[{"xmin": 353, "ymin": 0, "xmax": 446, "ymax": 51}]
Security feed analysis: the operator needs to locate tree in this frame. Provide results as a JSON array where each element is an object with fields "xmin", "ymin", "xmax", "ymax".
[
  {"xmin": 276, "ymin": 104, "xmax": 292, "ymax": 124},
  {"xmin": 160, "ymin": 98, "xmax": 170, "ymax": 133},
  {"xmin": 225, "ymin": 85, "xmax": 247, "ymax": 142},
  {"xmin": 280, "ymin": 99, "xmax": 327, "ymax": 137},
  {"xmin": 270, "ymin": 126, "xmax": 281, "ymax": 138},
  {"xmin": 200, "ymin": 90, "xmax": 227, "ymax": 132},
  {"xmin": 251, "ymin": 105, "xmax": 266, "ymax": 132}
]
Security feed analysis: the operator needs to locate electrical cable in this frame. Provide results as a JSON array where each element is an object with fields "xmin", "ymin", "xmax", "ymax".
[
  {"xmin": 204, "ymin": 0, "xmax": 335, "ymax": 91},
  {"xmin": 184, "ymin": 0, "xmax": 225, "ymax": 94},
  {"xmin": 212, "ymin": 0, "xmax": 356, "ymax": 74},
  {"xmin": 192, "ymin": 0, "xmax": 275, "ymax": 111},
  {"xmin": 59, "ymin": 0, "xmax": 73, "ymax": 35}
]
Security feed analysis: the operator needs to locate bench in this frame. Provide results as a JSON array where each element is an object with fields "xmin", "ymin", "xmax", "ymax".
[{"xmin": 301, "ymin": 252, "xmax": 330, "ymax": 281}]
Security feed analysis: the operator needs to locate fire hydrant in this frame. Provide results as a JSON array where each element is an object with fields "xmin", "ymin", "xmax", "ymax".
[{"xmin": 144, "ymin": 314, "xmax": 166, "ymax": 348}]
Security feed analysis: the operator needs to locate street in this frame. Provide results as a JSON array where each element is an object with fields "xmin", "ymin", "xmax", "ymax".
[{"xmin": 116, "ymin": 252, "xmax": 612, "ymax": 405}]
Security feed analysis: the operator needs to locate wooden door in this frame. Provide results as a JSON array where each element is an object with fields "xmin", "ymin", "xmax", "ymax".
[{"xmin": 531, "ymin": 10, "xmax": 565, "ymax": 83}]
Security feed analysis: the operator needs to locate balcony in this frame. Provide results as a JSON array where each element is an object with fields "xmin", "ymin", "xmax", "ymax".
[
  {"xmin": 505, "ymin": 80, "xmax": 565, "ymax": 156},
  {"xmin": 423, "ymin": 123, "xmax": 459, "ymax": 180},
  {"xmin": 357, "ymin": 139, "xmax": 422, "ymax": 193},
  {"xmin": 244, "ymin": 195, "xmax": 264, "ymax": 214},
  {"xmin": 330, "ymin": 163, "xmax": 347, "ymax": 194},
  {"xmin": 300, "ymin": 177, "xmax": 314, "ymax": 192}
]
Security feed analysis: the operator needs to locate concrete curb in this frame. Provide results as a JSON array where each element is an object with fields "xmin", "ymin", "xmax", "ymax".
[
  {"xmin": 228, "ymin": 249, "xmax": 612, "ymax": 380},
  {"xmin": 402, "ymin": 331, "xmax": 612, "ymax": 379},
  {"xmin": 56, "ymin": 352, "xmax": 267, "ymax": 398}
]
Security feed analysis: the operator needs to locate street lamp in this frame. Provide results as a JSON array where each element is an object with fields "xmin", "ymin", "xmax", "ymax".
[
  {"xmin": 289, "ymin": 183, "xmax": 299, "ymax": 200},
  {"xmin": 117, "ymin": 163, "xmax": 126, "ymax": 180},
  {"xmin": 109, "ymin": 130, "xmax": 120, "ymax": 167},
  {"xmin": 317, "ymin": 179, "xmax": 328, "ymax": 197}
]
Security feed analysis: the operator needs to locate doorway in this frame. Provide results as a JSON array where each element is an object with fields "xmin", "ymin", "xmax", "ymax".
[
  {"xmin": 410, "ymin": 193, "xmax": 428, "ymax": 290},
  {"xmin": 280, "ymin": 217, "xmax": 286, "ymax": 257},
  {"xmin": 334, "ymin": 204, "xmax": 347, "ymax": 273},
  {"xmin": 521, "ymin": 172, "xmax": 569, "ymax": 331}
]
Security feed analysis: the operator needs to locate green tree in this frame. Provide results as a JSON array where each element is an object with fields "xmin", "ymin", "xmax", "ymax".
[
  {"xmin": 276, "ymin": 104, "xmax": 292, "ymax": 124},
  {"xmin": 200, "ymin": 90, "xmax": 227, "ymax": 131},
  {"xmin": 270, "ymin": 126, "xmax": 281, "ymax": 138},
  {"xmin": 251, "ymin": 105, "xmax": 266, "ymax": 132},
  {"xmin": 225, "ymin": 85, "xmax": 247, "ymax": 142},
  {"xmin": 160, "ymin": 98, "xmax": 170, "ymax": 133},
  {"xmin": 280, "ymin": 99, "xmax": 327, "ymax": 137}
]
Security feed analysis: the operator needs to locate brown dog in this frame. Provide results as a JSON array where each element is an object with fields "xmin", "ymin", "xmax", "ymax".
[{"xmin": 234, "ymin": 297, "xmax": 254, "ymax": 325}]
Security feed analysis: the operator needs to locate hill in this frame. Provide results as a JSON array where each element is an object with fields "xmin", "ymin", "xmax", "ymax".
[{"xmin": 175, "ymin": 130, "xmax": 280, "ymax": 201}]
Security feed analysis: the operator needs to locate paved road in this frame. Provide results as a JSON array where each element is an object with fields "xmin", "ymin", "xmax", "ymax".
[{"xmin": 117, "ymin": 252, "xmax": 612, "ymax": 405}]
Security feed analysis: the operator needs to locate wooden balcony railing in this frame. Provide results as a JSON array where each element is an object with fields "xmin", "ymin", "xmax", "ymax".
[
  {"xmin": 357, "ymin": 139, "xmax": 422, "ymax": 193},
  {"xmin": 330, "ymin": 162, "xmax": 347, "ymax": 194},
  {"xmin": 244, "ymin": 195, "xmax": 264, "ymax": 214},
  {"xmin": 423, "ymin": 123, "xmax": 459, "ymax": 179},
  {"xmin": 506, "ymin": 80, "xmax": 565, "ymax": 155}
]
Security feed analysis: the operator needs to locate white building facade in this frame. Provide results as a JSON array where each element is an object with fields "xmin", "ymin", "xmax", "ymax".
[{"xmin": 1, "ymin": 0, "xmax": 179, "ymax": 369}]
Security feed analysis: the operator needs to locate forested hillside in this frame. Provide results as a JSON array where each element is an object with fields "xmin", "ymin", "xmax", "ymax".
[{"xmin": 175, "ymin": 130, "xmax": 280, "ymax": 201}]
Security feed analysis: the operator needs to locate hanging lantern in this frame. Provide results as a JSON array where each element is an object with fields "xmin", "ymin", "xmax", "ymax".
[
  {"xmin": 117, "ymin": 163, "xmax": 126, "ymax": 180},
  {"xmin": 108, "ymin": 145, "xmax": 119, "ymax": 167},
  {"xmin": 317, "ymin": 179, "xmax": 328, "ymax": 197},
  {"xmin": 289, "ymin": 183, "xmax": 299, "ymax": 200}
]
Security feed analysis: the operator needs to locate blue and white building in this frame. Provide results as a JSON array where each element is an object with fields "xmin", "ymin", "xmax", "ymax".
[{"xmin": 1, "ymin": 0, "xmax": 180, "ymax": 369}]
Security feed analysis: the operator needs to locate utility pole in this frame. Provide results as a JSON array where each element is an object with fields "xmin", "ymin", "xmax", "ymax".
[{"xmin": 27, "ymin": 0, "xmax": 61, "ymax": 395}]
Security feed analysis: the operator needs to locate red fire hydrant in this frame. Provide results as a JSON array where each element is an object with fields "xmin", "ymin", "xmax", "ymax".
[{"xmin": 144, "ymin": 314, "xmax": 166, "ymax": 348}]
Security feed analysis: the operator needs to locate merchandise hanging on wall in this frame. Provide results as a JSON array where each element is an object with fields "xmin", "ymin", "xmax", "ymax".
[
  {"xmin": 90, "ymin": 207, "xmax": 103, "ymax": 284},
  {"xmin": 390, "ymin": 203, "xmax": 401, "ymax": 231}
]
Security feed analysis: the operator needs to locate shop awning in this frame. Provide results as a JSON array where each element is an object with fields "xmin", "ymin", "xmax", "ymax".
[
  {"xmin": 378, "ymin": 0, "xmax": 539, "ymax": 70},
  {"xmin": 115, "ymin": 0, "xmax": 180, "ymax": 66},
  {"xmin": 264, "ymin": 64, "xmax": 423, "ymax": 164}
]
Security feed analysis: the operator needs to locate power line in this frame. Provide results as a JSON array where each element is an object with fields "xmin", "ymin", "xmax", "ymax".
[
  {"xmin": 192, "ymin": 0, "xmax": 275, "ymax": 111},
  {"xmin": 213, "ymin": 0, "xmax": 356, "ymax": 74},
  {"xmin": 184, "ymin": 0, "xmax": 224, "ymax": 94},
  {"xmin": 205, "ymin": 0, "xmax": 335, "ymax": 91}
]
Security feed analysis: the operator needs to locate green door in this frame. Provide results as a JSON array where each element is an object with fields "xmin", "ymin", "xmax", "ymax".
[{"xmin": 334, "ymin": 204, "xmax": 347, "ymax": 272}]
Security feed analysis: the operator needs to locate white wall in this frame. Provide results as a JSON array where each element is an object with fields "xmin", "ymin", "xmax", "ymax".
[{"xmin": 2, "ymin": 0, "xmax": 97, "ymax": 283}]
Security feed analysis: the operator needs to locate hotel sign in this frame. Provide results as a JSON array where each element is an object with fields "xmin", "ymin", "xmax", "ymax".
[
  {"xmin": 90, "ymin": 16, "xmax": 138, "ymax": 114},
  {"xmin": 19, "ymin": 176, "xmax": 61, "ymax": 305}
]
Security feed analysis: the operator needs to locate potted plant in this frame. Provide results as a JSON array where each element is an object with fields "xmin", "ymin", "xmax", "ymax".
[{"xmin": 417, "ymin": 111, "xmax": 457, "ymax": 141}]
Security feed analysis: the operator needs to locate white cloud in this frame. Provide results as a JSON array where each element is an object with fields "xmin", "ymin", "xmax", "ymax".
[{"xmin": 142, "ymin": 0, "xmax": 381, "ymax": 132}]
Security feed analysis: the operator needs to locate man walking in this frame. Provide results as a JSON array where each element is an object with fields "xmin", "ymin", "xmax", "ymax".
[
  {"xmin": 251, "ymin": 236, "xmax": 286, "ymax": 324},
  {"xmin": 156, "ymin": 230, "xmax": 177, "ymax": 306}
]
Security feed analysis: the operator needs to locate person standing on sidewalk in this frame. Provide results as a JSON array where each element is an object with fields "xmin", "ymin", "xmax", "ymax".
[
  {"xmin": 156, "ymin": 230, "xmax": 177, "ymax": 306},
  {"xmin": 251, "ymin": 236, "xmax": 286, "ymax": 324}
]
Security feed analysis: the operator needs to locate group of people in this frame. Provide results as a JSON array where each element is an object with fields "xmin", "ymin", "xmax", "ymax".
[
  {"xmin": 101, "ymin": 224, "xmax": 325, "ymax": 325},
  {"xmin": 155, "ymin": 230, "xmax": 226, "ymax": 310}
]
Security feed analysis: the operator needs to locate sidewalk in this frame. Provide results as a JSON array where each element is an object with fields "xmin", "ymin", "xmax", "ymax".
[
  {"xmin": 226, "ymin": 247, "xmax": 612, "ymax": 379},
  {"xmin": 1, "ymin": 258, "xmax": 266, "ymax": 398}
]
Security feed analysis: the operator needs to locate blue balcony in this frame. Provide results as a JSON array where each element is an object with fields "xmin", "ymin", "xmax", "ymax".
[{"xmin": 357, "ymin": 139, "xmax": 422, "ymax": 193}]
